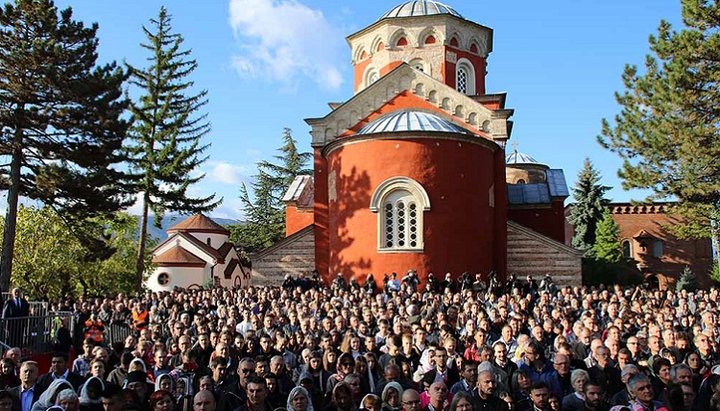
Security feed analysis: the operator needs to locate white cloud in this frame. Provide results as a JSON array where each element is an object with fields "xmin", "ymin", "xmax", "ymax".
[
  {"xmin": 210, "ymin": 162, "xmax": 250, "ymax": 185},
  {"xmin": 210, "ymin": 198, "xmax": 246, "ymax": 220},
  {"xmin": 228, "ymin": 0, "xmax": 345, "ymax": 90}
]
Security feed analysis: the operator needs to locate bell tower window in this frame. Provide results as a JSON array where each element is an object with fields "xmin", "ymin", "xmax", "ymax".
[
  {"xmin": 370, "ymin": 177, "xmax": 430, "ymax": 252},
  {"xmin": 455, "ymin": 59, "xmax": 476, "ymax": 95}
]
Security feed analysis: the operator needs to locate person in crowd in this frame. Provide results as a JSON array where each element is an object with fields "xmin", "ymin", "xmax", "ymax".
[
  {"xmin": 475, "ymin": 370, "xmax": 509, "ymax": 411},
  {"xmin": 37, "ymin": 353, "xmax": 85, "ymax": 393},
  {"xmin": 148, "ymin": 390, "xmax": 174, "ymax": 411},
  {"xmin": 561, "ymin": 370, "xmax": 589, "ymax": 411},
  {"xmin": 193, "ymin": 389, "xmax": 217, "ymax": 411}
]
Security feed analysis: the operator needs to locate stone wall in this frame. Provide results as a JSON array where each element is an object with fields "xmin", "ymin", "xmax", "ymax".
[
  {"xmin": 250, "ymin": 225, "xmax": 315, "ymax": 286},
  {"xmin": 507, "ymin": 221, "xmax": 582, "ymax": 285}
]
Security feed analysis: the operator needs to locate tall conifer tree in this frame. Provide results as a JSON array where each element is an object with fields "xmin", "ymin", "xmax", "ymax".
[
  {"xmin": 127, "ymin": 7, "xmax": 220, "ymax": 291},
  {"xmin": 231, "ymin": 128, "xmax": 311, "ymax": 252},
  {"xmin": 568, "ymin": 158, "xmax": 611, "ymax": 253},
  {"xmin": 0, "ymin": 0, "xmax": 130, "ymax": 292},
  {"xmin": 591, "ymin": 209, "xmax": 624, "ymax": 264},
  {"xmin": 599, "ymin": 0, "xmax": 720, "ymax": 241}
]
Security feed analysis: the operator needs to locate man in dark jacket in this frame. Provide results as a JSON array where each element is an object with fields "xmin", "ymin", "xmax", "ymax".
[
  {"xmin": 36, "ymin": 352, "xmax": 85, "ymax": 395},
  {"xmin": 475, "ymin": 370, "xmax": 509, "ymax": 411}
]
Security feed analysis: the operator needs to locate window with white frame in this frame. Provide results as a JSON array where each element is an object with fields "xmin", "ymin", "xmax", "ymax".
[
  {"xmin": 370, "ymin": 177, "xmax": 430, "ymax": 252},
  {"xmin": 456, "ymin": 59, "xmax": 476, "ymax": 95}
]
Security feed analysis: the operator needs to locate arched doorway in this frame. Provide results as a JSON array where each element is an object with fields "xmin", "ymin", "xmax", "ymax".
[{"xmin": 644, "ymin": 274, "xmax": 660, "ymax": 290}]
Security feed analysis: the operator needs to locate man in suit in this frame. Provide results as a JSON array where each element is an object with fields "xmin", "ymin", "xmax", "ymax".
[
  {"xmin": 2, "ymin": 288, "xmax": 30, "ymax": 348},
  {"xmin": 36, "ymin": 352, "xmax": 85, "ymax": 395},
  {"xmin": 9, "ymin": 360, "xmax": 40, "ymax": 411}
]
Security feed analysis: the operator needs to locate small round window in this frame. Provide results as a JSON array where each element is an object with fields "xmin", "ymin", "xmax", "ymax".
[{"xmin": 158, "ymin": 272, "xmax": 170, "ymax": 286}]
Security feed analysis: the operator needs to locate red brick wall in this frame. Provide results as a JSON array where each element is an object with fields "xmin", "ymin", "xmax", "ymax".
[
  {"xmin": 508, "ymin": 200, "xmax": 566, "ymax": 243},
  {"xmin": 285, "ymin": 206, "xmax": 313, "ymax": 237}
]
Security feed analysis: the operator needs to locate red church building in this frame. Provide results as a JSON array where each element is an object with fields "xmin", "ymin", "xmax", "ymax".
[{"xmin": 250, "ymin": 1, "xmax": 582, "ymax": 287}]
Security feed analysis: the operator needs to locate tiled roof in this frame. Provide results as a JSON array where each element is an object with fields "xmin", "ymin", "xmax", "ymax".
[
  {"xmin": 153, "ymin": 232, "xmax": 226, "ymax": 264},
  {"xmin": 218, "ymin": 242, "xmax": 234, "ymax": 259},
  {"xmin": 153, "ymin": 246, "xmax": 206, "ymax": 266},
  {"xmin": 167, "ymin": 214, "xmax": 230, "ymax": 235}
]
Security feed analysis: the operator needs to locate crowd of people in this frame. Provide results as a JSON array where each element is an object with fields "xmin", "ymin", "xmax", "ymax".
[{"xmin": 0, "ymin": 273, "xmax": 718, "ymax": 411}]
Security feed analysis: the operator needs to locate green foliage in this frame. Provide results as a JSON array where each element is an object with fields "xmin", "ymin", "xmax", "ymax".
[
  {"xmin": 126, "ymin": 6, "xmax": 220, "ymax": 289},
  {"xmin": 0, "ymin": 0, "xmax": 131, "ymax": 291},
  {"xmin": 592, "ymin": 209, "xmax": 624, "ymax": 264},
  {"xmin": 711, "ymin": 261, "xmax": 720, "ymax": 283},
  {"xmin": 598, "ymin": 0, "xmax": 720, "ymax": 239},
  {"xmin": 0, "ymin": 206, "xmax": 147, "ymax": 300},
  {"xmin": 230, "ymin": 128, "xmax": 311, "ymax": 252},
  {"xmin": 676, "ymin": 266, "xmax": 698, "ymax": 292},
  {"xmin": 567, "ymin": 158, "xmax": 611, "ymax": 253}
]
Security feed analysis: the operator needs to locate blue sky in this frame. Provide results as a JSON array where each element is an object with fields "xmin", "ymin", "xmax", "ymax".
[{"xmin": 51, "ymin": 0, "xmax": 683, "ymax": 220}]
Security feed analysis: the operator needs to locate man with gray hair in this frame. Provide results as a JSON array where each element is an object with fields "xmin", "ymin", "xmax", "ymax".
[
  {"xmin": 670, "ymin": 363, "xmax": 692, "ymax": 384},
  {"xmin": 610, "ymin": 365, "xmax": 639, "ymax": 406},
  {"xmin": 628, "ymin": 374, "xmax": 662, "ymax": 411}
]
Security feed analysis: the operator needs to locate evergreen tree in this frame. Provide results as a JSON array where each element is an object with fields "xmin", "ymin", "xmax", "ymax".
[
  {"xmin": 676, "ymin": 266, "xmax": 697, "ymax": 292},
  {"xmin": 230, "ymin": 128, "xmax": 311, "ymax": 252},
  {"xmin": 591, "ymin": 209, "xmax": 624, "ymax": 264},
  {"xmin": 0, "ymin": 0, "xmax": 131, "ymax": 292},
  {"xmin": 599, "ymin": 0, "xmax": 720, "ymax": 241},
  {"xmin": 567, "ymin": 158, "xmax": 611, "ymax": 253},
  {"xmin": 127, "ymin": 6, "xmax": 220, "ymax": 291}
]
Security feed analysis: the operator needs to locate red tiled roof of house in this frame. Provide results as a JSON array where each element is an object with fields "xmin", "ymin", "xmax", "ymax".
[
  {"xmin": 153, "ymin": 246, "xmax": 206, "ymax": 266},
  {"xmin": 167, "ymin": 214, "xmax": 230, "ymax": 235}
]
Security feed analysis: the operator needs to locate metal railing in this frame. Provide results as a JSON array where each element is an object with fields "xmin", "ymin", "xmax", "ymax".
[
  {"xmin": 0, "ymin": 293, "xmax": 49, "ymax": 317},
  {"xmin": 0, "ymin": 311, "xmax": 74, "ymax": 355},
  {"xmin": 106, "ymin": 323, "xmax": 134, "ymax": 346}
]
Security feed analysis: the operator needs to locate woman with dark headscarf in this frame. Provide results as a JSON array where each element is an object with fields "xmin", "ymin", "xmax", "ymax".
[
  {"xmin": 79, "ymin": 376, "xmax": 105, "ymax": 411},
  {"xmin": 32, "ymin": 379, "xmax": 74, "ymax": 411}
]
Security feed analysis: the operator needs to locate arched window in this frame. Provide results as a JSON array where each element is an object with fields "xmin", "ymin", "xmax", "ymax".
[
  {"xmin": 396, "ymin": 37, "xmax": 408, "ymax": 47},
  {"xmin": 424, "ymin": 35, "xmax": 436, "ymax": 45},
  {"xmin": 470, "ymin": 43, "xmax": 479, "ymax": 54},
  {"xmin": 370, "ymin": 177, "xmax": 430, "ymax": 252},
  {"xmin": 364, "ymin": 67, "xmax": 379, "ymax": 89},
  {"xmin": 622, "ymin": 240, "xmax": 632, "ymax": 258},
  {"xmin": 456, "ymin": 59, "xmax": 476, "ymax": 95},
  {"xmin": 450, "ymin": 37, "xmax": 459, "ymax": 47},
  {"xmin": 516, "ymin": 179, "xmax": 526, "ymax": 185}
]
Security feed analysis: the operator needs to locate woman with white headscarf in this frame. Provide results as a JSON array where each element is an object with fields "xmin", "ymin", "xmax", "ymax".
[{"xmin": 288, "ymin": 386, "xmax": 315, "ymax": 411}]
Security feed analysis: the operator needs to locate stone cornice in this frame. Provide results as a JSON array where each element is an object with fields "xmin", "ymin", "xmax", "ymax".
[{"xmin": 305, "ymin": 63, "xmax": 514, "ymax": 148}]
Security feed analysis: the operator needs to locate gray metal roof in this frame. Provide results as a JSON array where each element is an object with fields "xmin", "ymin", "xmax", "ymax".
[
  {"xmin": 282, "ymin": 175, "xmax": 314, "ymax": 208},
  {"xmin": 507, "ymin": 183, "xmax": 551, "ymax": 205},
  {"xmin": 380, "ymin": 1, "xmax": 463, "ymax": 19},
  {"xmin": 506, "ymin": 149, "xmax": 542, "ymax": 165},
  {"xmin": 356, "ymin": 110, "xmax": 470, "ymax": 135},
  {"xmin": 546, "ymin": 169, "xmax": 569, "ymax": 198}
]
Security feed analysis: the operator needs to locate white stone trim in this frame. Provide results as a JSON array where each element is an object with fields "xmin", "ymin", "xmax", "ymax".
[
  {"xmin": 455, "ymin": 57, "xmax": 476, "ymax": 95},
  {"xmin": 370, "ymin": 177, "xmax": 430, "ymax": 252},
  {"xmin": 307, "ymin": 64, "xmax": 511, "ymax": 147}
]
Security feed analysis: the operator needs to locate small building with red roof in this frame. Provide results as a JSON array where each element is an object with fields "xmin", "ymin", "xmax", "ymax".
[{"xmin": 147, "ymin": 214, "xmax": 249, "ymax": 291}]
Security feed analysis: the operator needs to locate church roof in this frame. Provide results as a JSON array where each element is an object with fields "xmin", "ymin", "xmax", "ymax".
[
  {"xmin": 153, "ymin": 246, "xmax": 206, "ymax": 266},
  {"xmin": 167, "ymin": 214, "xmax": 230, "ymax": 235},
  {"xmin": 356, "ymin": 110, "xmax": 471, "ymax": 135},
  {"xmin": 380, "ymin": 1, "xmax": 463, "ymax": 20},
  {"xmin": 506, "ymin": 148, "xmax": 542, "ymax": 165}
]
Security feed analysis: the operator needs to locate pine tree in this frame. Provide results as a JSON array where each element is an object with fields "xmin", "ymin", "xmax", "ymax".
[
  {"xmin": 567, "ymin": 158, "xmax": 611, "ymax": 253},
  {"xmin": 0, "ymin": 0, "xmax": 131, "ymax": 292},
  {"xmin": 591, "ymin": 209, "xmax": 624, "ymax": 264},
  {"xmin": 127, "ymin": 6, "xmax": 220, "ymax": 291},
  {"xmin": 676, "ymin": 266, "xmax": 697, "ymax": 292},
  {"xmin": 599, "ymin": 0, "xmax": 720, "ymax": 241},
  {"xmin": 231, "ymin": 128, "xmax": 311, "ymax": 252}
]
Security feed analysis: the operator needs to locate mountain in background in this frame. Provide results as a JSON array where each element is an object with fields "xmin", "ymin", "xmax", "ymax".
[{"xmin": 142, "ymin": 215, "xmax": 240, "ymax": 241}]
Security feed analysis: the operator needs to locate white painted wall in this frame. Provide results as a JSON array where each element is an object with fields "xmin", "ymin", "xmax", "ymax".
[
  {"xmin": 188, "ymin": 233, "xmax": 228, "ymax": 248},
  {"xmin": 146, "ymin": 266, "xmax": 210, "ymax": 292}
]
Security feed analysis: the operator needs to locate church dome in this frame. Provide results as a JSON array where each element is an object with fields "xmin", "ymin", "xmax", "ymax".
[
  {"xmin": 356, "ymin": 110, "xmax": 470, "ymax": 135},
  {"xmin": 380, "ymin": 1, "xmax": 463, "ymax": 20},
  {"xmin": 506, "ymin": 148, "xmax": 543, "ymax": 165}
]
